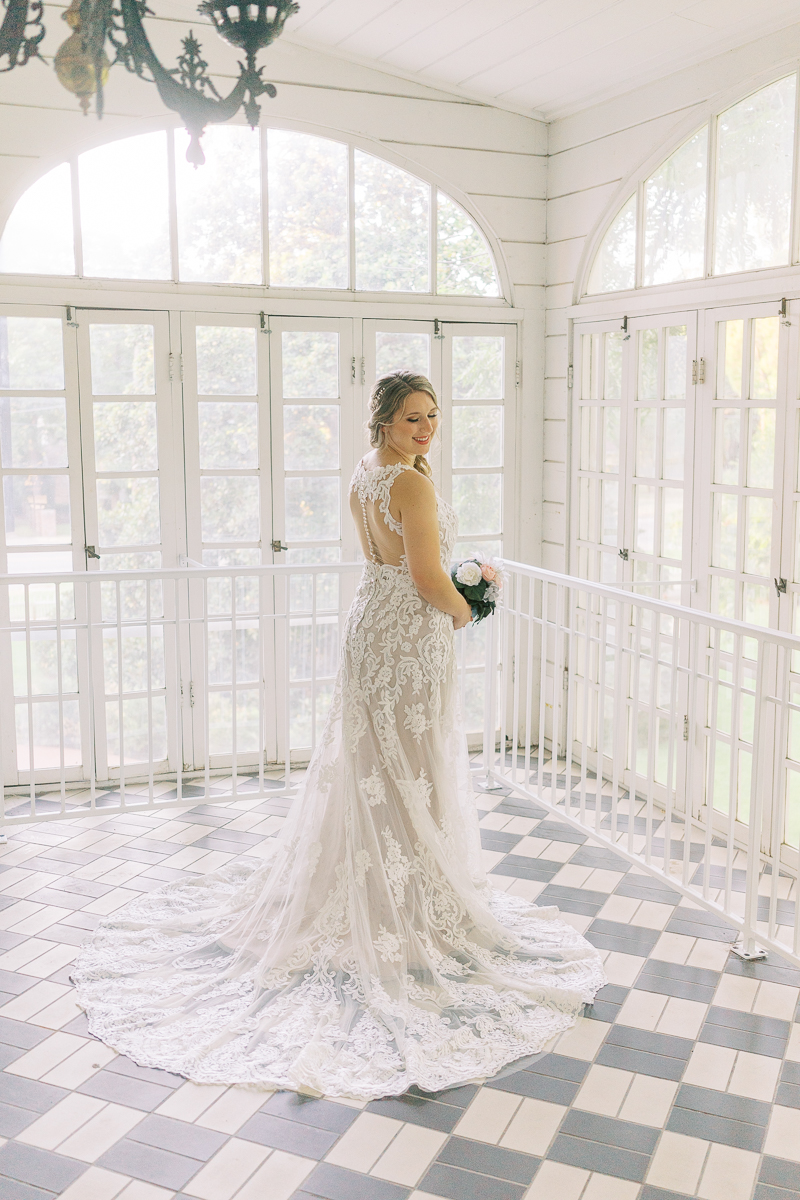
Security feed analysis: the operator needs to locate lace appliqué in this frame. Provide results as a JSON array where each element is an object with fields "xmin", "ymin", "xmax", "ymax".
[
  {"xmin": 359, "ymin": 766, "xmax": 386, "ymax": 806},
  {"xmin": 404, "ymin": 703, "xmax": 431, "ymax": 743}
]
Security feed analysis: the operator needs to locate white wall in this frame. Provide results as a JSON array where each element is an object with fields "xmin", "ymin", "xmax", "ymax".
[
  {"xmin": 0, "ymin": 23, "xmax": 546, "ymax": 563},
  {"xmin": 543, "ymin": 22, "xmax": 800, "ymax": 573}
]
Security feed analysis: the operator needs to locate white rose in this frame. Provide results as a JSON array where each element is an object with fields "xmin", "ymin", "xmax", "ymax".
[{"xmin": 456, "ymin": 561, "xmax": 482, "ymax": 586}]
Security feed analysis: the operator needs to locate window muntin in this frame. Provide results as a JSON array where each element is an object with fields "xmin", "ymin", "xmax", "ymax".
[
  {"xmin": 0, "ymin": 130, "xmax": 500, "ymax": 299},
  {"xmin": 585, "ymin": 73, "xmax": 800, "ymax": 294}
]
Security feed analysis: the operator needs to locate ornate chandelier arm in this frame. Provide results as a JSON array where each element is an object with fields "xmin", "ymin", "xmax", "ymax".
[{"xmin": 0, "ymin": 0, "xmax": 44, "ymax": 72}]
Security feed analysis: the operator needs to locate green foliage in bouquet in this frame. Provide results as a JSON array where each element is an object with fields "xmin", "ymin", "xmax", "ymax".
[{"xmin": 450, "ymin": 557, "xmax": 501, "ymax": 624}]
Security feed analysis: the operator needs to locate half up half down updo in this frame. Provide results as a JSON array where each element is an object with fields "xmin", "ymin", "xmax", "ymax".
[{"xmin": 367, "ymin": 370, "xmax": 438, "ymax": 479}]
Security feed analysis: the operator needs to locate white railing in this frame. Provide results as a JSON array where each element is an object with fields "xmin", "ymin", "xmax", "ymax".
[
  {"xmin": 482, "ymin": 562, "xmax": 800, "ymax": 967},
  {"xmin": 2, "ymin": 560, "xmax": 799, "ymax": 969}
]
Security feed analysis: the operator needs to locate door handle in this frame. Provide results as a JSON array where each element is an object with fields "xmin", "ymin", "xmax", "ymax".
[
  {"xmin": 85, "ymin": 545, "xmax": 101, "ymax": 560},
  {"xmin": 271, "ymin": 539, "xmax": 288, "ymax": 553}
]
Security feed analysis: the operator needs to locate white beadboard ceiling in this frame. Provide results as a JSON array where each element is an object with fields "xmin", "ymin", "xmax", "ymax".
[{"xmin": 269, "ymin": 0, "xmax": 800, "ymax": 120}]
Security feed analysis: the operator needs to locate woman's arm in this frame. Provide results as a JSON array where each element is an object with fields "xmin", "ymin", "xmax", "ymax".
[{"xmin": 394, "ymin": 471, "xmax": 473, "ymax": 628}]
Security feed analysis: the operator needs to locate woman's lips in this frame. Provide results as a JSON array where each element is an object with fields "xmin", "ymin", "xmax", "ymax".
[{"xmin": 413, "ymin": 436, "xmax": 430, "ymax": 444}]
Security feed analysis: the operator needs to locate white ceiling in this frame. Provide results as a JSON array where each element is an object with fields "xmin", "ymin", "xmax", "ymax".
[{"xmin": 275, "ymin": 0, "xmax": 800, "ymax": 120}]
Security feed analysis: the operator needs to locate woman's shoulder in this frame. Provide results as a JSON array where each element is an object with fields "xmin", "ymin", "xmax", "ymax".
[{"xmin": 391, "ymin": 465, "xmax": 435, "ymax": 503}]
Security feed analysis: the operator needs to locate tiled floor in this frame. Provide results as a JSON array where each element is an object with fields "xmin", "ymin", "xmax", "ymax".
[{"xmin": 1, "ymin": 766, "xmax": 799, "ymax": 1200}]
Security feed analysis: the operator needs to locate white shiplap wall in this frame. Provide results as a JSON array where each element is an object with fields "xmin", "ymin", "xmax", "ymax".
[
  {"xmin": 543, "ymin": 21, "xmax": 800, "ymax": 573},
  {"xmin": 0, "ymin": 29, "xmax": 547, "ymax": 564}
]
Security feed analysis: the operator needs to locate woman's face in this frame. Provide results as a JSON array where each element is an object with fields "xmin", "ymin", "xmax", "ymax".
[{"xmin": 383, "ymin": 391, "xmax": 439, "ymax": 458}]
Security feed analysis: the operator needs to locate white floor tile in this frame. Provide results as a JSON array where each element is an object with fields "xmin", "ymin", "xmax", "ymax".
[
  {"xmin": 17, "ymin": 1093, "xmax": 106, "ymax": 1149},
  {"xmin": 42, "ymin": 1041, "xmax": 117, "ymax": 1088},
  {"xmin": 0, "ymin": 979, "xmax": 70, "ymax": 1021},
  {"xmin": 370, "ymin": 1124, "xmax": 447, "ymax": 1186},
  {"xmin": 57, "ymin": 1103, "xmax": 145, "ymax": 1161},
  {"xmin": 573, "ymin": 1063, "xmax": 632, "ymax": 1116},
  {"xmin": 156, "ymin": 1081, "xmax": 228, "ymax": 1121},
  {"xmin": 5, "ymin": 1031, "xmax": 87, "ymax": 1078},
  {"xmin": 523, "ymin": 1160, "xmax": 589, "ymax": 1200},
  {"xmin": 453, "ymin": 1087, "xmax": 522, "ymax": 1144},
  {"xmin": 682, "ymin": 1043, "xmax": 736, "ymax": 1091},
  {"xmin": 646, "ymin": 1131, "xmax": 709, "ymax": 1194},
  {"xmin": 324, "ymin": 1111, "xmax": 402, "ymax": 1172},
  {"xmin": 195, "ymin": 1085, "xmax": 272, "ymax": 1134},
  {"xmin": 233, "ymin": 1149, "xmax": 314, "ymax": 1200},
  {"xmin": 764, "ymin": 1104, "xmax": 800, "ymax": 1163},
  {"xmin": 58, "ymin": 1166, "xmax": 131, "ymax": 1200},
  {"xmin": 697, "ymin": 1142, "xmax": 759, "ymax": 1200},
  {"xmin": 183, "ymin": 1139, "xmax": 271, "ymax": 1200},
  {"xmin": 728, "ymin": 1050, "xmax": 781, "ymax": 1101},
  {"xmin": 499, "ymin": 1097, "xmax": 566, "ymax": 1155}
]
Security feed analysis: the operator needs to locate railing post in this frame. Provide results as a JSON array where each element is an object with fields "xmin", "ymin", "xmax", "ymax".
[
  {"xmin": 475, "ymin": 608, "xmax": 502, "ymax": 793},
  {"xmin": 733, "ymin": 640, "xmax": 769, "ymax": 961}
]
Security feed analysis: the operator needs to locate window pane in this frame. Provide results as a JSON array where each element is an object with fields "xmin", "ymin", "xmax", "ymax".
[
  {"xmin": 747, "ymin": 408, "xmax": 775, "ymax": 488},
  {"xmin": 639, "ymin": 329, "xmax": 659, "ymax": 400},
  {"xmin": 16, "ymin": 699, "xmax": 81, "ymax": 771},
  {"xmin": 662, "ymin": 489, "xmax": 683, "ymax": 559},
  {"xmin": 196, "ymin": 327, "xmax": 256, "ymax": 396},
  {"xmin": 714, "ymin": 76, "xmax": 796, "ymax": 274},
  {"xmin": 79, "ymin": 132, "xmax": 170, "ymax": 279},
  {"xmin": 586, "ymin": 195, "xmax": 635, "ymax": 294},
  {"xmin": 636, "ymin": 408, "xmax": 656, "ymax": 477},
  {"xmin": 665, "ymin": 326, "xmax": 687, "ymax": 399},
  {"xmin": 285, "ymin": 477, "xmax": 340, "ymax": 541},
  {"xmin": 176, "ymin": 126, "xmax": 261, "ymax": 285},
  {"xmin": 717, "ymin": 320, "xmax": 744, "ymax": 399},
  {"xmin": 712, "ymin": 493, "xmax": 738, "ymax": 568},
  {"xmin": 745, "ymin": 496, "xmax": 772, "ymax": 575},
  {"xmin": 201, "ymin": 477, "xmax": 259, "ymax": 542},
  {"xmin": 90, "ymin": 324, "xmax": 154, "ymax": 395},
  {"xmin": 600, "ymin": 480, "xmax": 618, "ymax": 545},
  {"xmin": 355, "ymin": 150, "xmax": 430, "ymax": 292},
  {"xmin": 106, "ymin": 696, "xmax": 167, "ymax": 767},
  {"xmin": 663, "ymin": 409, "xmax": 685, "ymax": 480},
  {"xmin": 94, "ymin": 402, "xmax": 158, "ymax": 472},
  {"xmin": 0, "ymin": 163, "xmax": 75, "ymax": 276},
  {"xmin": 4, "ymin": 475, "xmax": 71, "ymax": 543},
  {"xmin": 199, "ymin": 403, "xmax": 258, "ymax": 469},
  {"xmin": 97, "ymin": 478, "xmax": 160, "ymax": 546},
  {"xmin": 452, "ymin": 336, "xmax": 503, "ymax": 399},
  {"xmin": 284, "ymin": 406, "xmax": 339, "ymax": 470},
  {"xmin": 752, "ymin": 316, "xmax": 779, "ymax": 399},
  {"xmin": 634, "ymin": 485, "xmax": 655, "ymax": 553},
  {"xmin": 603, "ymin": 408, "xmax": 620, "ymax": 473},
  {"xmin": 375, "ymin": 332, "xmax": 429, "ymax": 377},
  {"xmin": 0, "ymin": 398, "xmax": 68, "ymax": 468},
  {"xmin": 452, "ymin": 474, "xmax": 501, "ymax": 536},
  {"xmin": 714, "ymin": 409, "xmax": 741, "ymax": 484},
  {"xmin": 437, "ymin": 192, "xmax": 499, "ymax": 297},
  {"xmin": 268, "ymin": 130, "xmax": 348, "ymax": 289},
  {"xmin": 282, "ymin": 332, "xmax": 338, "ymax": 399},
  {"xmin": 0, "ymin": 317, "xmax": 64, "ymax": 390},
  {"xmin": 452, "ymin": 406, "xmax": 502, "ymax": 468},
  {"xmin": 644, "ymin": 128, "xmax": 707, "ymax": 285},
  {"xmin": 604, "ymin": 333, "xmax": 623, "ymax": 400}
]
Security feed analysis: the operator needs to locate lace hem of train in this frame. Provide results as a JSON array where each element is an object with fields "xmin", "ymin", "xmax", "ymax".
[{"xmin": 72, "ymin": 862, "xmax": 606, "ymax": 1099}]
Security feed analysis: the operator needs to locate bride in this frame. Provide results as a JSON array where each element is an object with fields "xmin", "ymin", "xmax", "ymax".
[{"xmin": 73, "ymin": 370, "xmax": 604, "ymax": 1100}]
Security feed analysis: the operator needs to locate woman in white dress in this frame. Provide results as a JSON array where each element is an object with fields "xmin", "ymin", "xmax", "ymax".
[{"xmin": 73, "ymin": 371, "xmax": 604, "ymax": 1100}]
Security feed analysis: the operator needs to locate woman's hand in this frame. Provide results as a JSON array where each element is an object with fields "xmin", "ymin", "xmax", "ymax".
[{"xmin": 453, "ymin": 601, "xmax": 473, "ymax": 631}]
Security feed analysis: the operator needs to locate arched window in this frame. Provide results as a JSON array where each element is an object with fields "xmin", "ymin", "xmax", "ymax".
[
  {"xmin": 0, "ymin": 128, "xmax": 500, "ymax": 298},
  {"xmin": 584, "ymin": 73, "xmax": 798, "ymax": 294}
]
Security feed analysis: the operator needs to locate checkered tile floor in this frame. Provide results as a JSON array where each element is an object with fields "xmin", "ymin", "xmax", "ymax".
[{"xmin": 1, "ymin": 762, "xmax": 799, "ymax": 1200}]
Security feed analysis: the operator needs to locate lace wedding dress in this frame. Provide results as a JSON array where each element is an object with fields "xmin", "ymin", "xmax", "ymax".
[{"xmin": 73, "ymin": 462, "xmax": 605, "ymax": 1099}]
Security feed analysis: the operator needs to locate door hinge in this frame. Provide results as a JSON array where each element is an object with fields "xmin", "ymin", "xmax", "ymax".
[
  {"xmin": 65, "ymin": 305, "xmax": 78, "ymax": 327},
  {"xmin": 618, "ymin": 548, "xmax": 629, "ymax": 561},
  {"xmin": 259, "ymin": 312, "xmax": 270, "ymax": 334},
  {"xmin": 169, "ymin": 352, "xmax": 183, "ymax": 382},
  {"xmin": 775, "ymin": 576, "xmax": 788, "ymax": 595},
  {"xmin": 434, "ymin": 318, "xmax": 444, "ymax": 340},
  {"xmin": 567, "ymin": 364, "xmax": 574, "ymax": 389},
  {"xmin": 181, "ymin": 682, "xmax": 195, "ymax": 707},
  {"xmin": 515, "ymin": 360, "xmax": 521, "ymax": 388},
  {"xmin": 683, "ymin": 715, "xmax": 689, "ymax": 741},
  {"xmin": 351, "ymin": 356, "xmax": 356, "ymax": 382},
  {"xmin": 85, "ymin": 544, "xmax": 101, "ymax": 560},
  {"xmin": 360, "ymin": 357, "xmax": 366, "ymax": 386},
  {"xmin": 692, "ymin": 358, "xmax": 706, "ymax": 384},
  {"xmin": 271, "ymin": 539, "xmax": 288, "ymax": 553}
]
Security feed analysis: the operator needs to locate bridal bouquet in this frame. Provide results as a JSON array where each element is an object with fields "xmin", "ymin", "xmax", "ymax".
[{"xmin": 451, "ymin": 556, "xmax": 503, "ymax": 623}]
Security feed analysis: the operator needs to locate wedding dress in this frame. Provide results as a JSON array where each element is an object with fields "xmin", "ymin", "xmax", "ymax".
[{"xmin": 72, "ymin": 462, "xmax": 605, "ymax": 1099}]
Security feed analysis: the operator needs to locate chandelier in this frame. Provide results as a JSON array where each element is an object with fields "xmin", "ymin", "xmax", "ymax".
[{"xmin": 0, "ymin": 0, "xmax": 299, "ymax": 164}]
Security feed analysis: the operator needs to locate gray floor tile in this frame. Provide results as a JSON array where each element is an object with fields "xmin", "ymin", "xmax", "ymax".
[
  {"xmin": 725, "ymin": 956, "xmax": 800, "ymax": 988},
  {"xmin": 128, "ymin": 1113, "xmax": 227, "ymax": 1160},
  {"xmin": 0, "ymin": 1042, "xmax": 27, "ymax": 1069},
  {"xmin": 261, "ymin": 1092, "xmax": 359, "ymax": 1133},
  {"xmin": 29, "ymin": 888, "xmax": 92, "ymax": 911},
  {"xmin": 0, "ymin": 930, "xmax": 26, "ymax": 950},
  {"xmin": 0, "ymin": 1016, "xmax": 51, "ymax": 1049},
  {"xmin": 0, "ymin": 1101, "xmax": 39, "ymax": 1137},
  {"xmin": 753, "ymin": 1185, "xmax": 800, "ymax": 1199},
  {"xmin": 667, "ymin": 1106, "xmax": 765, "ymax": 1153},
  {"xmin": 586, "ymin": 919, "xmax": 661, "ymax": 957},
  {"xmin": 38, "ymin": 925, "xmax": 91, "ymax": 948},
  {"xmin": 59, "ymin": 911, "xmax": 100, "ymax": 930},
  {"xmin": 676, "ymin": 1083, "xmax": 771, "ymax": 1125},
  {"xmin": 98, "ymin": 1138, "xmax": 201, "ymax": 1190},
  {"xmin": 560, "ymin": 1109, "xmax": 659, "ymax": 1153},
  {"xmin": 640, "ymin": 1188, "xmax": 695, "ymax": 1200},
  {"xmin": 760, "ymin": 1157, "xmax": 800, "ymax": 1191},
  {"xmin": 569, "ymin": 845, "xmax": 630, "ymax": 872},
  {"xmin": 700, "ymin": 1007, "xmax": 789, "ymax": 1058},
  {"xmin": 546, "ymin": 1133, "xmax": 650, "ymax": 1182},
  {"xmin": 0, "ymin": 1075, "xmax": 68, "ymax": 1114},
  {"xmin": 0, "ymin": 1142, "xmax": 86, "ymax": 1192},
  {"xmin": 436, "ymin": 1137, "xmax": 538, "ymax": 1184},
  {"xmin": 78, "ymin": 1069, "xmax": 175, "ymax": 1110},
  {"xmin": 480, "ymin": 830, "xmax": 523, "ymax": 851},
  {"xmin": 531, "ymin": 821, "xmax": 586, "ymax": 845},
  {"xmin": 493, "ymin": 801, "xmax": 548, "ymax": 820},
  {"xmin": 607, "ymin": 1024, "xmax": 694, "ymax": 1060},
  {"xmin": 419, "ymin": 1162, "xmax": 525, "ymax": 1200},
  {"xmin": 0, "ymin": 968, "xmax": 37, "ymax": 995},
  {"xmin": 301, "ymin": 1162, "xmax": 410, "ymax": 1200},
  {"xmin": 104, "ymin": 1054, "xmax": 184, "ymax": 1088},
  {"xmin": 778, "ymin": 1082, "xmax": 800, "ymax": 1109},
  {"xmin": 782, "ymin": 1062, "xmax": 800, "ymax": 1086},
  {"xmin": 491, "ymin": 858, "xmax": 564, "ymax": 883},
  {"xmin": 666, "ymin": 909, "xmax": 737, "ymax": 942},
  {"xmin": 407, "ymin": 1084, "xmax": 479, "ymax": 1108},
  {"xmin": 535, "ymin": 884, "xmax": 608, "ymax": 916},
  {"xmin": 614, "ymin": 877, "xmax": 682, "ymax": 905},
  {"xmin": 366, "ymin": 1095, "xmax": 463, "ymax": 1132},
  {"xmin": 0, "ymin": 1177, "xmax": 56, "ymax": 1200},
  {"xmin": 237, "ymin": 1111, "xmax": 338, "ymax": 1157},
  {"xmin": 597, "ymin": 1025, "xmax": 692, "ymax": 1081},
  {"xmin": 486, "ymin": 1068, "xmax": 579, "ymax": 1105}
]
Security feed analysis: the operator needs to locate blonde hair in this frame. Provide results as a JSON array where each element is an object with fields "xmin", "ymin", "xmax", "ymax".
[{"xmin": 368, "ymin": 371, "xmax": 438, "ymax": 479}]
